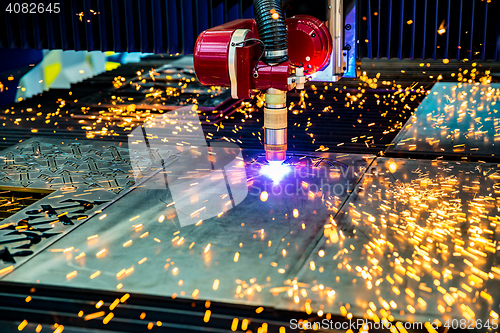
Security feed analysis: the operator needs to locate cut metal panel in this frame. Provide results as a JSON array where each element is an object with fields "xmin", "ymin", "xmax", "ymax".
[
  {"xmin": 0, "ymin": 138, "xmax": 141, "ymax": 272},
  {"xmin": 3, "ymin": 152, "xmax": 372, "ymax": 312}
]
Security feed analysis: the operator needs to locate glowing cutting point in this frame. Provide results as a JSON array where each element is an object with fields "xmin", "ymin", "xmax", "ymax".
[{"xmin": 261, "ymin": 161, "xmax": 291, "ymax": 183}]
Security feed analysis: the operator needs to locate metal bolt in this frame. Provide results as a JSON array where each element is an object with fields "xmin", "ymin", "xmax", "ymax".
[{"xmin": 345, "ymin": 24, "xmax": 352, "ymax": 31}]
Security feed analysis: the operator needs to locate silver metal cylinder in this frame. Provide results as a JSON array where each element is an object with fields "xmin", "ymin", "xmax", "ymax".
[
  {"xmin": 265, "ymin": 128, "xmax": 287, "ymax": 145},
  {"xmin": 264, "ymin": 49, "xmax": 288, "ymax": 58}
]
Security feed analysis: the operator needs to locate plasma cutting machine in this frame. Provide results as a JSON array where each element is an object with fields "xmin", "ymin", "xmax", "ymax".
[{"xmin": 193, "ymin": 0, "xmax": 346, "ymax": 163}]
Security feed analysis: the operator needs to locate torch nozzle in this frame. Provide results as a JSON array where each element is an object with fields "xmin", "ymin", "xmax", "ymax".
[{"xmin": 263, "ymin": 88, "xmax": 287, "ymax": 163}]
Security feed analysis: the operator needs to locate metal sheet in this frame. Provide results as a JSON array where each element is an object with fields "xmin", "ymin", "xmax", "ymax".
[
  {"xmin": 3, "ymin": 152, "xmax": 373, "ymax": 312},
  {"xmin": 292, "ymin": 157, "xmax": 500, "ymax": 325},
  {"xmin": 0, "ymin": 138, "xmax": 139, "ymax": 271},
  {"xmin": 387, "ymin": 82, "xmax": 500, "ymax": 158}
]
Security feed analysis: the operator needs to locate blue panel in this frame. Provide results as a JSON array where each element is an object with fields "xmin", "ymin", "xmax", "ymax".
[
  {"xmin": 358, "ymin": 0, "xmax": 500, "ymax": 60},
  {"xmin": 124, "ymin": 0, "xmax": 136, "ymax": 52},
  {"xmin": 227, "ymin": 1, "xmax": 239, "ymax": 21},
  {"xmin": 31, "ymin": 9, "xmax": 42, "ymax": 49},
  {"xmin": 0, "ymin": 0, "xmax": 258, "ymax": 54},
  {"xmin": 138, "ymin": 1, "xmax": 149, "ymax": 53},
  {"xmin": 97, "ymin": 0, "xmax": 108, "ymax": 50},
  {"xmin": 152, "ymin": 0, "xmax": 165, "ymax": 53},
  {"xmin": 213, "ymin": 1, "xmax": 224, "ymax": 26},
  {"xmin": 182, "ymin": 0, "xmax": 194, "ymax": 54},
  {"xmin": 366, "ymin": 0, "xmax": 372, "ymax": 58},
  {"xmin": 69, "ymin": 0, "xmax": 81, "ymax": 50},
  {"xmin": 58, "ymin": 1, "xmax": 68, "ymax": 50},
  {"xmin": 198, "ymin": 0, "xmax": 209, "ymax": 33},
  {"xmin": 83, "ymin": 0, "xmax": 94, "ymax": 51},
  {"xmin": 18, "ymin": 10, "xmax": 28, "ymax": 48},
  {"xmin": 242, "ymin": 2, "xmax": 253, "ymax": 19},
  {"xmin": 167, "ymin": 0, "xmax": 179, "ymax": 54},
  {"xmin": 468, "ymin": 0, "xmax": 475, "ymax": 60},
  {"xmin": 110, "ymin": 0, "xmax": 123, "ymax": 52}
]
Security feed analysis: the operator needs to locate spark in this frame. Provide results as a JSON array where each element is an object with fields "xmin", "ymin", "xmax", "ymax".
[
  {"xmin": 260, "ymin": 161, "xmax": 291, "ymax": 183},
  {"xmin": 437, "ymin": 20, "xmax": 446, "ymax": 35}
]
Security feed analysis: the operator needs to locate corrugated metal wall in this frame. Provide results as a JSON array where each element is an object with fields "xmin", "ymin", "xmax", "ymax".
[
  {"xmin": 358, "ymin": 0, "xmax": 500, "ymax": 60},
  {"xmin": 2, "ymin": 0, "xmax": 499, "ymax": 61},
  {"xmin": 0, "ymin": 0, "xmax": 254, "ymax": 54}
]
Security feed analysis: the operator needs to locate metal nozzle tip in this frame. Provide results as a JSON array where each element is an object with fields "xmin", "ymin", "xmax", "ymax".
[{"xmin": 265, "ymin": 150, "xmax": 286, "ymax": 163}]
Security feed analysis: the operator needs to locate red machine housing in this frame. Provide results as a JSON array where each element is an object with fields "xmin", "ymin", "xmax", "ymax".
[{"xmin": 193, "ymin": 15, "xmax": 332, "ymax": 99}]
